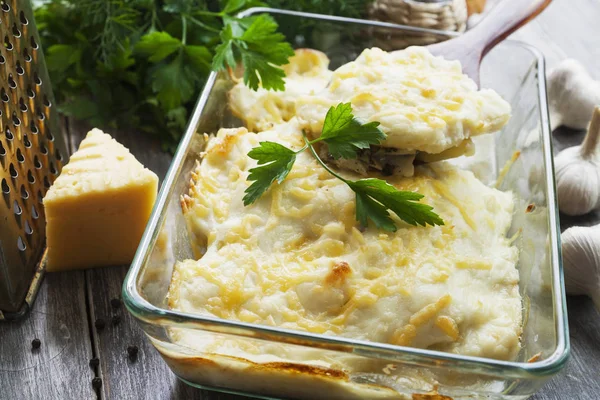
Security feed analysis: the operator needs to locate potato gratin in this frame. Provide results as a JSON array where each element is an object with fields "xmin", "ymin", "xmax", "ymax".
[{"xmin": 168, "ymin": 48, "xmax": 521, "ymax": 367}]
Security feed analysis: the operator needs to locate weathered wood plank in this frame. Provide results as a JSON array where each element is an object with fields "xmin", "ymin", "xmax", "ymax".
[
  {"xmin": 0, "ymin": 271, "xmax": 95, "ymax": 399},
  {"xmin": 531, "ymin": 296, "xmax": 600, "ymax": 400},
  {"xmin": 68, "ymin": 121, "xmax": 242, "ymax": 399},
  {"xmin": 0, "ymin": 118, "xmax": 95, "ymax": 400},
  {"xmin": 65, "ymin": 0, "xmax": 600, "ymax": 399}
]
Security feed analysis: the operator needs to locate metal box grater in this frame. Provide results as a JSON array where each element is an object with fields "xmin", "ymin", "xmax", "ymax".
[{"xmin": 0, "ymin": 0, "xmax": 68, "ymax": 320}]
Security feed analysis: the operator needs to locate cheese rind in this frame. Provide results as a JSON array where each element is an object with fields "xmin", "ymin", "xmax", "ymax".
[{"xmin": 44, "ymin": 129, "xmax": 159, "ymax": 271}]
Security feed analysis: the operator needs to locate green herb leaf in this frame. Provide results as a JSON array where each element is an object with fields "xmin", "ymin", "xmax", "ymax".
[
  {"xmin": 151, "ymin": 52, "xmax": 197, "ymax": 110},
  {"xmin": 46, "ymin": 44, "xmax": 81, "ymax": 73},
  {"xmin": 213, "ymin": 14, "xmax": 294, "ymax": 90},
  {"xmin": 348, "ymin": 178, "xmax": 445, "ymax": 231},
  {"xmin": 222, "ymin": 0, "xmax": 266, "ymax": 14},
  {"xmin": 135, "ymin": 31, "xmax": 182, "ymax": 63},
  {"xmin": 245, "ymin": 104, "xmax": 444, "ymax": 231},
  {"xmin": 319, "ymin": 102, "xmax": 386, "ymax": 159},
  {"xmin": 243, "ymin": 141, "xmax": 297, "ymax": 205},
  {"xmin": 184, "ymin": 45, "xmax": 212, "ymax": 74}
]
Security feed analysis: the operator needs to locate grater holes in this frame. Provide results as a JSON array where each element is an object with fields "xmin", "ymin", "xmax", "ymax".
[
  {"xmin": 40, "ymin": 143, "xmax": 48, "ymax": 155},
  {"xmin": 17, "ymin": 236, "xmax": 26, "ymax": 252},
  {"xmin": 33, "ymin": 155, "xmax": 41, "ymax": 169},
  {"xmin": 23, "ymin": 48, "xmax": 31, "ymax": 62},
  {"xmin": 1, "ymin": 87, "xmax": 9, "ymax": 102},
  {"xmin": 43, "ymin": 176, "xmax": 50, "ymax": 189},
  {"xmin": 27, "ymin": 86, "xmax": 35, "ymax": 98},
  {"xmin": 9, "ymin": 163, "xmax": 18, "ymax": 178},
  {"xmin": 47, "ymin": 129, "xmax": 54, "ymax": 141},
  {"xmin": 30, "ymin": 36, "xmax": 39, "ymax": 50},
  {"xmin": 37, "ymin": 110, "xmax": 45, "ymax": 120},
  {"xmin": 33, "ymin": 72, "xmax": 41, "ymax": 85},
  {"xmin": 12, "ymin": 24, "xmax": 21, "ymax": 38},
  {"xmin": 0, "ymin": 1, "xmax": 9, "ymax": 12},
  {"xmin": 55, "ymin": 148, "xmax": 63, "ymax": 161},
  {"xmin": 5, "ymin": 127, "xmax": 13, "ymax": 140},
  {"xmin": 24, "ymin": 134, "xmax": 31, "ymax": 147},
  {"xmin": 27, "ymin": 170, "xmax": 35, "ymax": 184},
  {"xmin": 20, "ymin": 184, "xmax": 28, "ymax": 199},
  {"xmin": 25, "ymin": 220, "xmax": 33, "ymax": 235},
  {"xmin": 13, "ymin": 200, "xmax": 22, "ymax": 215},
  {"xmin": 0, "ymin": 54, "xmax": 4, "ymax": 64},
  {"xmin": 49, "ymin": 161, "xmax": 57, "ymax": 175},
  {"xmin": 1, "ymin": 178, "xmax": 9, "ymax": 194},
  {"xmin": 16, "ymin": 148, "xmax": 24, "ymax": 163},
  {"xmin": 16, "ymin": 62, "xmax": 24, "ymax": 75},
  {"xmin": 30, "ymin": 122, "xmax": 38, "ymax": 134},
  {"xmin": 0, "ymin": 140, "xmax": 5, "ymax": 156},
  {"xmin": 43, "ymin": 95, "xmax": 51, "ymax": 107},
  {"xmin": 19, "ymin": 97, "xmax": 27, "ymax": 111},
  {"xmin": 37, "ymin": 190, "xmax": 43, "ymax": 203},
  {"xmin": 20, "ymin": 11, "xmax": 28, "ymax": 25},
  {"xmin": 8, "ymin": 74, "xmax": 16, "ymax": 89},
  {"xmin": 12, "ymin": 112, "xmax": 21, "ymax": 126},
  {"xmin": 4, "ymin": 36, "xmax": 13, "ymax": 51},
  {"xmin": 31, "ymin": 205, "xmax": 39, "ymax": 219}
]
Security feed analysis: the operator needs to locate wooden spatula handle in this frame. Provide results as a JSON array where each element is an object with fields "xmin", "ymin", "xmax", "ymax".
[
  {"xmin": 470, "ymin": 0, "xmax": 552, "ymax": 57},
  {"xmin": 427, "ymin": 0, "xmax": 552, "ymax": 83}
]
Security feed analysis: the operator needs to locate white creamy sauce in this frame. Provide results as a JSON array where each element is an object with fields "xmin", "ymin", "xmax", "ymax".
[
  {"xmin": 168, "ymin": 47, "xmax": 522, "ymax": 374},
  {"xmin": 173, "ymin": 120, "xmax": 521, "ymax": 362}
]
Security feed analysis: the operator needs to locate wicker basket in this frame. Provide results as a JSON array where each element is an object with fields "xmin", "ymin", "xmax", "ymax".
[{"xmin": 368, "ymin": 0, "xmax": 469, "ymax": 50}]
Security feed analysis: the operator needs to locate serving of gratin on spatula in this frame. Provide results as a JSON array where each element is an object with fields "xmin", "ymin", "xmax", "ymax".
[{"xmin": 229, "ymin": 0, "xmax": 553, "ymax": 177}]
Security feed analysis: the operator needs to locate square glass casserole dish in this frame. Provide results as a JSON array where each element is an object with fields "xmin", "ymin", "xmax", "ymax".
[{"xmin": 123, "ymin": 8, "xmax": 569, "ymax": 400}]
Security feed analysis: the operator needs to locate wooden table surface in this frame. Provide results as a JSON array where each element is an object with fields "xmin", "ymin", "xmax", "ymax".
[{"xmin": 2, "ymin": 0, "xmax": 600, "ymax": 399}]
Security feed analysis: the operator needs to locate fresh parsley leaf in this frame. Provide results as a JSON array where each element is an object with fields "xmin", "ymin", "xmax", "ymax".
[
  {"xmin": 135, "ymin": 31, "xmax": 182, "ymax": 63},
  {"xmin": 213, "ymin": 14, "xmax": 294, "ymax": 90},
  {"xmin": 184, "ymin": 45, "xmax": 212, "ymax": 74},
  {"xmin": 151, "ymin": 52, "xmax": 197, "ymax": 110},
  {"xmin": 222, "ymin": 0, "xmax": 266, "ymax": 14},
  {"xmin": 319, "ymin": 103, "xmax": 386, "ymax": 159},
  {"xmin": 46, "ymin": 44, "xmax": 82, "ymax": 73},
  {"xmin": 348, "ymin": 178, "xmax": 445, "ymax": 231},
  {"xmin": 212, "ymin": 24, "xmax": 236, "ymax": 71},
  {"xmin": 241, "ymin": 51, "xmax": 287, "ymax": 91},
  {"xmin": 243, "ymin": 141, "xmax": 297, "ymax": 205}
]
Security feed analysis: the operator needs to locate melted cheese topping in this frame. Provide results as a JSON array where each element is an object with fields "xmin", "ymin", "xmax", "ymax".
[
  {"xmin": 173, "ymin": 121, "xmax": 522, "ymax": 361},
  {"xmin": 296, "ymin": 47, "xmax": 511, "ymax": 155},
  {"xmin": 228, "ymin": 49, "xmax": 333, "ymax": 132}
]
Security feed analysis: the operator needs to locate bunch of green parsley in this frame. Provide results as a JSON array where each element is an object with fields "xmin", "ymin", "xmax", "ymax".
[{"xmin": 33, "ymin": 0, "xmax": 371, "ymax": 152}]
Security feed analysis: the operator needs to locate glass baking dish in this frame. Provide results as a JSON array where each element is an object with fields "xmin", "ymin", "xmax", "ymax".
[{"xmin": 123, "ymin": 8, "xmax": 569, "ymax": 400}]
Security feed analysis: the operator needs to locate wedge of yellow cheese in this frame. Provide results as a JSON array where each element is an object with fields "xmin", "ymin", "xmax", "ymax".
[{"xmin": 43, "ymin": 129, "xmax": 159, "ymax": 271}]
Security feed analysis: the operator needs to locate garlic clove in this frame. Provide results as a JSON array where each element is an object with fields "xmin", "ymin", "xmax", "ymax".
[
  {"xmin": 555, "ymin": 146, "xmax": 600, "ymax": 215},
  {"xmin": 547, "ymin": 59, "xmax": 600, "ymax": 131},
  {"xmin": 561, "ymin": 225, "xmax": 600, "ymax": 310},
  {"xmin": 554, "ymin": 106, "xmax": 600, "ymax": 216}
]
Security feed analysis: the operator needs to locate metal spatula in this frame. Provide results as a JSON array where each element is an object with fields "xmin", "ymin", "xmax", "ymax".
[{"xmin": 0, "ymin": 0, "xmax": 68, "ymax": 321}]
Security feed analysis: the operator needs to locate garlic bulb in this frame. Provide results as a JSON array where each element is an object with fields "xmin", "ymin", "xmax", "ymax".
[
  {"xmin": 547, "ymin": 59, "xmax": 600, "ymax": 131},
  {"xmin": 554, "ymin": 106, "xmax": 600, "ymax": 216},
  {"xmin": 562, "ymin": 225, "xmax": 600, "ymax": 309}
]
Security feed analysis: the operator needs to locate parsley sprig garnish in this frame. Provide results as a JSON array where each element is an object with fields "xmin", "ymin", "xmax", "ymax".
[
  {"xmin": 212, "ymin": 13, "xmax": 295, "ymax": 91},
  {"xmin": 243, "ymin": 103, "xmax": 444, "ymax": 231}
]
